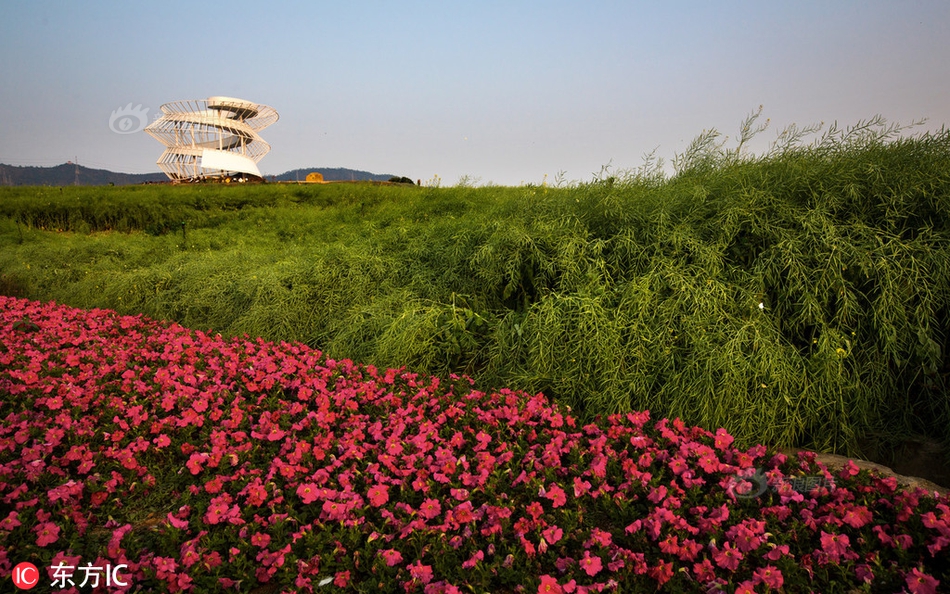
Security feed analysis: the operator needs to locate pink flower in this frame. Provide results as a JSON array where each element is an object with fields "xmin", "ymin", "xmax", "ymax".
[
  {"xmin": 753, "ymin": 565, "xmax": 784, "ymax": 590},
  {"xmin": 334, "ymin": 571, "xmax": 350, "ymax": 587},
  {"xmin": 419, "ymin": 498, "xmax": 442, "ymax": 520},
  {"xmin": 452, "ymin": 501, "xmax": 475, "ymax": 524},
  {"xmin": 204, "ymin": 493, "xmax": 240, "ymax": 525},
  {"xmin": 840, "ymin": 459, "xmax": 860, "ymax": 477},
  {"xmin": 368, "ymin": 484, "xmax": 390, "ymax": 507},
  {"xmin": 153, "ymin": 556, "xmax": 178, "ymax": 579},
  {"xmin": 0, "ymin": 511, "xmax": 21, "ymax": 531},
  {"xmin": 648, "ymin": 561, "xmax": 674, "ymax": 587},
  {"xmin": 34, "ymin": 521, "xmax": 60, "ymax": 547},
  {"xmin": 713, "ymin": 428, "xmax": 734, "ymax": 450},
  {"xmin": 580, "ymin": 551, "xmax": 603, "ymax": 577},
  {"xmin": 894, "ymin": 534, "xmax": 914, "ymax": 550},
  {"xmin": 462, "ymin": 550, "xmax": 483, "ymax": 569},
  {"xmin": 729, "ymin": 522, "xmax": 764, "ymax": 553},
  {"xmin": 542, "ymin": 525, "xmax": 564, "ymax": 544},
  {"xmin": 186, "ymin": 452, "xmax": 208, "ymax": 475},
  {"xmin": 166, "ymin": 511, "xmax": 189, "ymax": 529},
  {"xmin": 573, "ymin": 476, "xmax": 591, "ymax": 498},
  {"xmin": 763, "ymin": 544, "xmax": 790, "ymax": 561},
  {"xmin": 538, "ymin": 575, "xmax": 563, "ymax": 594},
  {"xmin": 668, "ymin": 457, "xmax": 689, "ymax": 475},
  {"xmin": 841, "ymin": 505, "xmax": 873, "ymax": 529},
  {"xmin": 906, "ymin": 568, "xmax": 940, "ymax": 594},
  {"xmin": 734, "ymin": 581, "xmax": 756, "ymax": 594},
  {"xmin": 543, "ymin": 483, "xmax": 567, "ymax": 508},
  {"xmin": 820, "ymin": 531, "xmax": 850, "ymax": 560},
  {"xmin": 296, "ymin": 483, "xmax": 319, "ymax": 504},
  {"xmin": 713, "ymin": 541, "xmax": 743, "ymax": 572},
  {"xmin": 409, "ymin": 561, "xmax": 434, "ymax": 584},
  {"xmin": 692, "ymin": 559, "xmax": 717, "ymax": 583},
  {"xmin": 380, "ymin": 548, "xmax": 403, "ymax": 567},
  {"xmin": 251, "ymin": 532, "xmax": 271, "ymax": 548},
  {"xmin": 587, "ymin": 528, "xmax": 612, "ymax": 548}
]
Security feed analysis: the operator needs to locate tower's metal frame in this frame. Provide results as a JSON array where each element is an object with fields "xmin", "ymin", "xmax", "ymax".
[{"xmin": 145, "ymin": 97, "xmax": 278, "ymax": 181}]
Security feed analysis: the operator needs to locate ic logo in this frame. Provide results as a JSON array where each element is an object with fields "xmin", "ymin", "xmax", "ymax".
[{"xmin": 12, "ymin": 562, "xmax": 39, "ymax": 589}]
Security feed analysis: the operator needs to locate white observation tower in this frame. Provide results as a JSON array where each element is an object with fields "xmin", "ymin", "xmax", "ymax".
[{"xmin": 145, "ymin": 96, "xmax": 278, "ymax": 181}]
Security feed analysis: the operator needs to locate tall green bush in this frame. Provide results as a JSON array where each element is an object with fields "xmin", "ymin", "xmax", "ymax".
[{"xmin": 2, "ymin": 118, "xmax": 948, "ymax": 461}]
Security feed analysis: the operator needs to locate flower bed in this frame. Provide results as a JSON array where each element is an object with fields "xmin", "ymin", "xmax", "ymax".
[{"xmin": 0, "ymin": 296, "xmax": 947, "ymax": 593}]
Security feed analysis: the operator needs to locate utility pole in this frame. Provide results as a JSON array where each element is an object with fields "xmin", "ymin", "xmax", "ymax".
[{"xmin": 74, "ymin": 157, "xmax": 80, "ymax": 186}]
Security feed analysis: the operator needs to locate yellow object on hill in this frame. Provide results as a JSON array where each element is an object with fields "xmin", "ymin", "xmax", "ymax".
[{"xmin": 306, "ymin": 172, "xmax": 324, "ymax": 183}]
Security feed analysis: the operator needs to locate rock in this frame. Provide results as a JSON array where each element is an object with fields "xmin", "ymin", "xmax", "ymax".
[{"xmin": 775, "ymin": 447, "xmax": 948, "ymax": 498}]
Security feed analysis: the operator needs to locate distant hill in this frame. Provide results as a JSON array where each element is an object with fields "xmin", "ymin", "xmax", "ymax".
[
  {"xmin": 0, "ymin": 163, "xmax": 167, "ymax": 186},
  {"xmin": 271, "ymin": 168, "xmax": 396, "ymax": 183},
  {"xmin": 0, "ymin": 163, "xmax": 401, "ymax": 186}
]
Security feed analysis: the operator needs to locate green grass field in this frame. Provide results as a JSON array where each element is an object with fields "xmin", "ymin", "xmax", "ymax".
[{"xmin": 2, "ymin": 116, "xmax": 949, "ymax": 463}]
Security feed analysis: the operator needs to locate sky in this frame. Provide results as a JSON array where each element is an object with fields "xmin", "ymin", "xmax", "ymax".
[{"xmin": 1, "ymin": 1, "xmax": 949, "ymax": 186}]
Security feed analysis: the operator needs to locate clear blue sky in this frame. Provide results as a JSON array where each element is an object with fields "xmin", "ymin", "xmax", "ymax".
[{"xmin": 1, "ymin": 1, "xmax": 948, "ymax": 185}]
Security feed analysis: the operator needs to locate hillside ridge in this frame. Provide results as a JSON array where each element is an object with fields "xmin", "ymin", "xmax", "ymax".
[{"xmin": 0, "ymin": 162, "xmax": 396, "ymax": 186}]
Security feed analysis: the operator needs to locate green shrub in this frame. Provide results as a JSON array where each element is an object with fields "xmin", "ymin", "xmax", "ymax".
[{"xmin": 2, "ymin": 118, "xmax": 949, "ymax": 462}]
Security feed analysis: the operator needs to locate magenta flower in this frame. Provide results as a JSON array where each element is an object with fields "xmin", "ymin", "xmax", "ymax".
[
  {"xmin": 296, "ymin": 483, "xmax": 319, "ymax": 504},
  {"xmin": 3, "ymin": 296, "xmax": 949, "ymax": 592},
  {"xmin": 753, "ymin": 565, "xmax": 784, "ymax": 590},
  {"xmin": 587, "ymin": 527, "xmax": 612, "ymax": 548},
  {"xmin": 840, "ymin": 505, "xmax": 873, "ymax": 529},
  {"xmin": 543, "ymin": 483, "xmax": 567, "ymax": 508},
  {"xmin": 462, "ymin": 550, "xmax": 484, "ymax": 569},
  {"xmin": 856, "ymin": 564, "xmax": 874, "ymax": 584},
  {"xmin": 542, "ymin": 525, "xmax": 564, "ymax": 544},
  {"xmin": 713, "ymin": 428, "xmax": 734, "ymax": 450},
  {"xmin": 380, "ymin": 548, "xmax": 403, "ymax": 567},
  {"xmin": 580, "ymin": 551, "xmax": 603, "ymax": 577},
  {"xmin": 763, "ymin": 544, "xmax": 790, "ymax": 561},
  {"xmin": 538, "ymin": 575, "xmax": 563, "ymax": 594},
  {"xmin": 906, "ymin": 568, "xmax": 940, "ymax": 594},
  {"xmin": 419, "ymin": 498, "xmax": 442, "ymax": 520},
  {"xmin": 334, "ymin": 570, "xmax": 350, "ymax": 587},
  {"xmin": 166, "ymin": 512, "xmax": 189, "ymax": 530},
  {"xmin": 34, "ymin": 521, "xmax": 60, "ymax": 547},
  {"xmin": 734, "ymin": 580, "xmax": 756, "ymax": 594},
  {"xmin": 0, "ymin": 512, "xmax": 21, "ymax": 531},
  {"xmin": 409, "ymin": 561, "xmax": 433, "ymax": 584},
  {"xmin": 712, "ymin": 541, "xmax": 743, "ymax": 572},
  {"xmin": 452, "ymin": 501, "xmax": 475, "ymax": 524},
  {"xmin": 368, "ymin": 484, "xmax": 390, "ymax": 507},
  {"xmin": 573, "ymin": 476, "xmax": 592, "ymax": 498},
  {"xmin": 526, "ymin": 501, "xmax": 544, "ymax": 520},
  {"xmin": 819, "ymin": 531, "xmax": 851, "ymax": 561}
]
